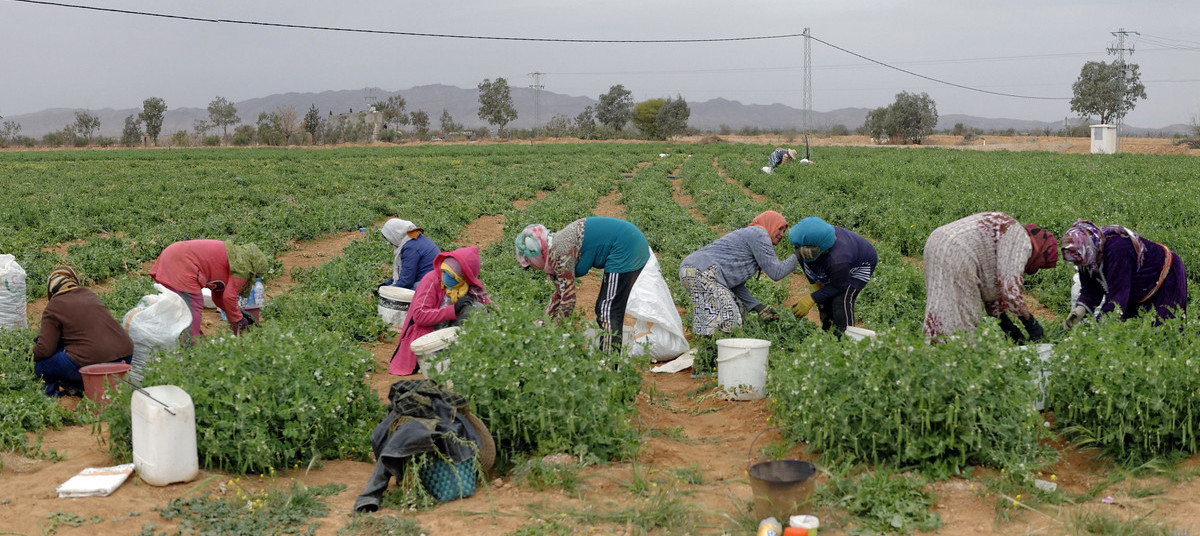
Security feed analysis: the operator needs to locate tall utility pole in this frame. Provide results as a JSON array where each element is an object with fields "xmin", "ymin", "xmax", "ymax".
[
  {"xmin": 802, "ymin": 28, "xmax": 812, "ymax": 135},
  {"xmin": 1106, "ymin": 28, "xmax": 1138, "ymax": 152},
  {"xmin": 528, "ymin": 72, "xmax": 545, "ymax": 145}
]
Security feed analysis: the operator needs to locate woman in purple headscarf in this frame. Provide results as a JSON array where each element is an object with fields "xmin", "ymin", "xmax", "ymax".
[{"xmin": 1061, "ymin": 220, "xmax": 1187, "ymax": 328}]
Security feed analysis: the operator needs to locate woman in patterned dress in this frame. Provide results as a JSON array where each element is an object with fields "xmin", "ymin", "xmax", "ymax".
[{"xmin": 922, "ymin": 212, "xmax": 1058, "ymax": 343}]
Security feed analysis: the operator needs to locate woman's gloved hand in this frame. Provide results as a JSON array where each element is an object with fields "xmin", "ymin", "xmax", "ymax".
[
  {"xmin": 1064, "ymin": 305, "xmax": 1089, "ymax": 329},
  {"xmin": 752, "ymin": 304, "xmax": 779, "ymax": 322},
  {"xmin": 453, "ymin": 295, "xmax": 475, "ymax": 318},
  {"xmin": 791, "ymin": 294, "xmax": 816, "ymax": 317},
  {"xmin": 1021, "ymin": 314, "xmax": 1044, "ymax": 341},
  {"xmin": 809, "ymin": 281, "xmax": 823, "ymax": 292},
  {"xmin": 997, "ymin": 313, "xmax": 1025, "ymax": 343},
  {"xmin": 230, "ymin": 316, "xmax": 251, "ymax": 336}
]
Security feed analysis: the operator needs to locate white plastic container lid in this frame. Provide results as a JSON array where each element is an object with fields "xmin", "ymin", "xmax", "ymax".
[
  {"xmin": 844, "ymin": 326, "xmax": 876, "ymax": 341},
  {"xmin": 789, "ymin": 515, "xmax": 820, "ymax": 529},
  {"xmin": 410, "ymin": 326, "xmax": 459, "ymax": 355},
  {"xmin": 379, "ymin": 286, "xmax": 415, "ymax": 302}
]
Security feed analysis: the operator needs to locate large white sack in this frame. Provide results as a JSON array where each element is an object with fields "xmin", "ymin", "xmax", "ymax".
[
  {"xmin": 625, "ymin": 249, "xmax": 689, "ymax": 362},
  {"xmin": 0, "ymin": 254, "xmax": 28, "ymax": 329},
  {"xmin": 122, "ymin": 284, "xmax": 192, "ymax": 384}
]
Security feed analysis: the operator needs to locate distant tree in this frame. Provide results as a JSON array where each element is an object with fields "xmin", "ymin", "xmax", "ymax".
[
  {"xmin": 0, "ymin": 120, "xmax": 21, "ymax": 147},
  {"xmin": 544, "ymin": 114, "xmax": 572, "ymax": 137},
  {"xmin": 886, "ymin": 91, "xmax": 938, "ymax": 144},
  {"xmin": 1070, "ymin": 60, "xmax": 1147, "ymax": 125},
  {"xmin": 255, "ymin": 112, "xmax": 285, "ymax": 146},
  {"xmin": 861, "ymin": 107, "xmax": 887, "ymax": 141},
  {"xmin": 231, "ymin": 124, "xmax": 256, "ymax": 146},
  {"xmin": 170, "ymin": 130, "xmax": 190, "ymax": 147},
  {"xmin": 596, "ymin": 84, "xmax": 634, "ymax": 131},
  {"xmin": 72, "ymin": 110, "xmax": 100, "ymax": 143},
  {"xmin": 372, "ymin": 95, "xmax": 409, "ymax": 130},
  {"xmin": 574, "ymin": 105, "xmax": 596, "ymax": 139},
  {"xmin": 631, "ymin": 98, "xmax": 665, "ymax": 139},
  {"xmin": 304, "ymin": 104, "xmax": 321, "ymax": 143},
  {"xmin": 192, "ymin": 119, "xmax": 211, "ymax": 137},
  {"xmin": 274, "ymin": 105, "xmax": 300, "ymax": 143},
  {"xmin": 139, "ymin": 97, "xmax": 167, "ymax": 145},
  {"xmin": 477, "ymin": 77, "xmax": 518, "ymax": 137},
  {"xmin": 410, "ymin": 110, "xmax": 430, "ymax": 137},
  {"xmin": 656, "ymin": 95, "xmax": 691, "ymax": 140},
  {"xmin": 120, "ymin": 114, "xmax": 143, "ymax": 147},
  {"xmin": 207, "ymin": 96, "xmax": 240, "ymax": 141},
  {"xmin": 439, "ymin": 109, "xmax": 461, "ymax": 134}
]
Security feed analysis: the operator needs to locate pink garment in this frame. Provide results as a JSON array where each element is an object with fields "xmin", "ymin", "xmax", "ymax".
[
  {"xmin": 389, "ymin": 247, "xmax": 491, "ymax": 376},
  {"xmin": 149, "ymin": 240, "xmax": 249, "ymax": 329}
]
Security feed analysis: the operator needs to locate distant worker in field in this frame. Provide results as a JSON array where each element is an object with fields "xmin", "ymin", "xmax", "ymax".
[
  {"xmin": 380, "ymin": 218, "xmax": 441, "ymax": 290},
  {"xmin": 150, "ymin": 239, "xmax": 269, "ymax": 339},
  {"xmin": 33, "ymin": 266, "xmax": 134, "ymax": 397},
  {"xmin": 515, "ymin": 217, "xmax": 650, "ymax": 353},
  {"xmin": 390, "ymin": 246, "xmax": 492, "ymax": 376},
  {"xmin": 762, "ymin": 148, "xmax": 798, "ymax": 173},
  {"xmin": 1060, "ymin": 220, "xmax": 1187, "ymax": 328},
  {"xmin": 788, "ymin": 217, "xmax": 877, "ymax": 337},
  {"xmin": 679, "ymin": 210, "xmax": 796, "ymax": 334},
  {"xmin": 922, "ymin": 212, "xmax": 1058, "ymax": 344}
]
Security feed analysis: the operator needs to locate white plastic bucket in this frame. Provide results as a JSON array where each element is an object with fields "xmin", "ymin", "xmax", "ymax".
[
  {"xmin": 412, "ymin": 326, "xmax": 459, "ymax": 376},
  {"xmin": 131, "ymin": 385, "xmax": 199, "ymax": 486},
  {"xmin": 716, "ymin": 338, "xmax": 771, "ymax": 400},
  {"xmin": 378, "ymin": 286, "xmax": 414, "ymax": 327}
]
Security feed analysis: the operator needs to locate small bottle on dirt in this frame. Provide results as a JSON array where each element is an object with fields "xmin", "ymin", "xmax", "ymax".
[{"xmin": 757, "ymin": 517, "xmax": 782, "ymax": 536}]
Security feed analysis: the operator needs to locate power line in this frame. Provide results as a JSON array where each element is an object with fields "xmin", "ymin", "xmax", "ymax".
[{"xmin": 6, "ymin": 0, "xmax": 806, "ymax": 43}]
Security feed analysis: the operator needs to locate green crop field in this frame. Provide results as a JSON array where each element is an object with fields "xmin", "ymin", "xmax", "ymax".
[{"xmin": 3, "ymin": 144, "xmax": 1200, "ymax": 532}]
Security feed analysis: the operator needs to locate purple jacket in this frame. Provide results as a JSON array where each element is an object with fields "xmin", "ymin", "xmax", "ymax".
[{"xmin": 1077, "ymin": 235, "xmax": 1187, "ymax": 320}]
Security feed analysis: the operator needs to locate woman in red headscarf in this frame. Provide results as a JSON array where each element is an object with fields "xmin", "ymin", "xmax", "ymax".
[
  {"xmin": 389, "ymin": 246, "xmax": 492, "ymax": 376},
  {"xmin": 922, "ymin": 212, "xmax": 1058, "ymax": 343},
  {"xmin": 1061, "ymin": 220, "xmax": 1187, "ymax": 328},
  {"xmin": 678, "ymin": 210, "xmax": 796, "ymax": 335}
]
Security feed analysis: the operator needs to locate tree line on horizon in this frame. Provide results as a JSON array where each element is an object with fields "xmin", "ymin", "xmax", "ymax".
[{"xmin": 3, "ymin": 60, "xmax": 1193, "ymax": 149}]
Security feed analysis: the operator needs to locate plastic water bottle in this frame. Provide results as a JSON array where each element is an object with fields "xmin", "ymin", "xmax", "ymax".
[
  {"xmin": 757, "ymin": 517, "xmax": 782, "ymax": 536},
  {"xmin": 247, "ymin": 278, "xmax": 265, "ymax": 309}
]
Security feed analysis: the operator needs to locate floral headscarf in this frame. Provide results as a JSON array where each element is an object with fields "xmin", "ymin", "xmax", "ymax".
[
  {"xmin": 1023, "ymin": 224, "xmax": 1059, "ymax": 275},
  {"xmin": 514, "ymin": 224, "xmax": 553, "ymax": 269},
  {"xmin": 1061, "ymin": 219, "xmax": 1146, "ymax": 274}
]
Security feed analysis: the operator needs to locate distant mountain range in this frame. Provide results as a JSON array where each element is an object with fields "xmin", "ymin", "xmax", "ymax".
[{"xmin": 5, "ymin": 84, "xmax": 1190, "ymax": 139}]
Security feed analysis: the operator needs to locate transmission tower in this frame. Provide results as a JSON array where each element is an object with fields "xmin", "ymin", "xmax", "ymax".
[
  {"xmin": 529, "ymin": 72, "xmax": 545, "ymax": 145},
  {"xmin": 802, "ymin": 28, "xmax": 812, "ymax": 134},
  {"xmin": 1106, "ymin": 28, "xmax": 1138, "ymax": 152}
]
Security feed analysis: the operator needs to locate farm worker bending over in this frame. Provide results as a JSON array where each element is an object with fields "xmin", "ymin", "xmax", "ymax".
[
  {"xmin": 515, "ymin": 217, "xmax": 650, "ymax": 353},
  {"xmin": 1061, "ymin": 220, "xmax": 1187, "ymax": 328},
  {"xmin": 679, "ymin": 210, "xmax": 796, "ymax": 334},
  {"xmin": 33, "ymin": 266, "xmax": 134, "ymax": 397},
  {"xmin": 379, "ymin": 218, "xmax": 441, "ymax": 290},
  {"xmin": 788, "ymin": 217, "xmax": 878, "ymax": 337},
  {"xmin": 390, "ymin": 246, "xmax": 492, "ymax": 376},
  {"xmin": 922, "ymin": 212, "xmax": 1058, "ymax": 343},
  {"xmin": 150, "ymin": 239, "xmax": 269, "ymax": 339},
  {"xmin": 762, "ymin": 148, "xmax": 797, "ymax": 174}
]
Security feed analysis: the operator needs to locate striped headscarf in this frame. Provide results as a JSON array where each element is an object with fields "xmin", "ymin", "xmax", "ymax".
[
  {"xmin": 1061, "ymin": 220, "xmax": 1147, "ymax": 274},
  {"xmin": 514, "ymin": 224, "xmax": 553, "ymax": 269},
  {"xmin": 47, "ymin": 265, "xmax": 82, "ymax": 300}
]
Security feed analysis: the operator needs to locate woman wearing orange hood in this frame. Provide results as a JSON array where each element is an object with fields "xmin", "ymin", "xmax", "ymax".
[
  {"xmin": 678, "ymin": 210, "xmax": 796, "ymax": 335},
  {"xmin": 389, "ymin": 246, "xmax": 491, "ymax": 376}
]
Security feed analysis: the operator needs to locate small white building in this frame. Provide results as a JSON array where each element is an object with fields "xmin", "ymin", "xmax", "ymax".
[{"xmin": 1090, "ymin": 124, "xmax": 1117, "ymax": 154}]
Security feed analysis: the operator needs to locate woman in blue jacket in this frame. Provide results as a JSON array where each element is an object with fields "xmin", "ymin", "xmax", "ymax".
[{"xmin": 789, "ymin": 217, "xmax": 877, "ymax": 336}]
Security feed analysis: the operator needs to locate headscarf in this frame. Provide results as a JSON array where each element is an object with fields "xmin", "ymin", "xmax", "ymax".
[
  {"xmin": 514, "ymin": 224, "xmax": 553, "ymax": 269},
  {"xmin": 750, "ymin": 210, "xmax": 788, "ymax": 240},
  {"xmin": 1023, "ymin": 224, "xmax": 1059, "ymax": 275},
  {"xmin": 47, "ymin": 266, "xmax": 82, "ymax": 300},
  {"xmin": 224, "ymin": 241, "xmax": 269, "ymax": 295},
  {"xmin": 381, "ymin": 218, "xmax": 419, "ymax": 281},
  {"xmin": 788, "ymin": 217, "xmax": 837, "ymax": 263},
  {"xmin": 436, "ymin": 247, "xmax": 492, "ymax": 306},
  {"xmin": 1061, "ymin": 219, "xmax": 1146, "ymax": 274},
  {"xmin": 441, "ymin": 257, "xmax": 469, "ymax": 303}
]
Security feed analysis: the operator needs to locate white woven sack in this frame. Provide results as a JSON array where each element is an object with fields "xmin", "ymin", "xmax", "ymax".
[
  {"xmin": 0, "ymin": 254, "xmax": 28, "ymax": 329},
  {"xmin": 625, "ymin": 249, "xmax": 688, "ymax": 362},
  {"xmin": 122, "ymin": 284, "xmax": 192, "ymax": 383}
]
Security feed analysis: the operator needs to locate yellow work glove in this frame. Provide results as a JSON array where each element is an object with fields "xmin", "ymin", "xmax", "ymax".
[
  {"xmin": 791, "ymin": 294, "xmax": 816, "ymax": 317},
  {"xmin": 809, "ymin": 281, "xmax": 823, "ymax": 292}
]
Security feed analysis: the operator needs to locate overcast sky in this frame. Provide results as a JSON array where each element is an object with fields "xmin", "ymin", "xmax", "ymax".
[{"xmin": 2, "ymin": 0, "xmax": 1198, "ymax": 129}]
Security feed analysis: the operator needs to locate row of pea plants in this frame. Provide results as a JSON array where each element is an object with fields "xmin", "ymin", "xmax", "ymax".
[{"xmin": 714, "ymin": 143, "xmax": 1200, "ymax": 469}]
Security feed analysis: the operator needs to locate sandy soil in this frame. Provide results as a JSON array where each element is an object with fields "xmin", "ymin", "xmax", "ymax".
[{"xmin": 5, "ymin": 140, "xmax": 1200, "ymax": 536}]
